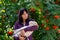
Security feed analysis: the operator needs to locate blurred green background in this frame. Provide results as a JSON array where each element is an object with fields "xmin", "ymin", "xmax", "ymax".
[{"xmin": 0, "ymin": 0, "xmax": 60, "ymax": 40}]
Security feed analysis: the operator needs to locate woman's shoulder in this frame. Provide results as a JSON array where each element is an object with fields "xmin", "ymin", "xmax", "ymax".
[
  {"xmin": 14, "ymin": 20, "xmax": 19, "ymax": 25},
  {"xmin": 14, "ymin": 20, "xmax": 21, "ymax": 26},
  {"xmin": 13, "ymin": 20, "xmax": 22, "ymax": 30}
]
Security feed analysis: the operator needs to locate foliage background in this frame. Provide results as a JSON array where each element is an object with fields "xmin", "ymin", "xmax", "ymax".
[{"xmin": 0, "ymin": 0, "xmax": 60, "ymax": 40}]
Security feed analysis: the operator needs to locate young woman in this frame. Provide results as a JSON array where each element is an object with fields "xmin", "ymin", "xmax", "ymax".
[{"xmin": 13, "ymin": 8, "xmax": 38, "ymax": 40}]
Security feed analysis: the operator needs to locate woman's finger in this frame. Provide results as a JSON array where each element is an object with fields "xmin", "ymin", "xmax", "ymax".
[
  {"xmin": 20, "ymin": 30, "xmax": 25, "ymax": 36},
  {"xmin": 19, "ymin": 35, "xmax": 25, "ymax": 40}
]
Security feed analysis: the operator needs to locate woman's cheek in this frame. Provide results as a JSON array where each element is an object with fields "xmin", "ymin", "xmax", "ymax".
[
  {"xmin": 22, "ymin": 15, "xmax": 25, "ymax": 19},
  {"xmin": 26, "ymin": 14, "xmax": 28, "ymax": 18}
]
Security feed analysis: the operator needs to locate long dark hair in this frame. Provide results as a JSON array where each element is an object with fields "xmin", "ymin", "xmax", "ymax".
[{"xmin": 18, "ymin": 8, "xmax": 30, "ymax": 24}]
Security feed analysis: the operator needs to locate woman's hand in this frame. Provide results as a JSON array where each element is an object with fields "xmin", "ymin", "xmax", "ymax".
[
  {"xmin": 20, "ymin": 30, "xmax": 25, "ymax": 37},
  {"xmin": 19, "ymin": 30, "xmax": 26, "ymax": 40},
  {"xmin": 19, "ymin": 35, "xmax": 25, "ymax": 40}
]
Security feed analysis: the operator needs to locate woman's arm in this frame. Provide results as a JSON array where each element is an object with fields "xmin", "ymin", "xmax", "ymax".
[
  {"xmin": 24, "ymin": 22, "xmax": 38, "ymax": 37},
  {"xmin": 13, "ymin": 21, "xmax": 26, "ymax": 40},
  {"xmin": 24, "ymin": 22, "xmax": 39, "ymax": 31},
  {"xmin": 13, "ymin": 21, "xmax": 21, "ymax": 40}
]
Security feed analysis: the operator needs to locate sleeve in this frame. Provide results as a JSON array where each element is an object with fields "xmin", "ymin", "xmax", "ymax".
[
  {"xmin": 24, "ymin": 25, "xmax": 38, "ymax": 31},
  {"xmin": 24, "ymin": 19, "xmax": 39, "ymax": 31},
  {"xmin": 13, "ymin": 21, "xmax": 19, "ymax": 40}
]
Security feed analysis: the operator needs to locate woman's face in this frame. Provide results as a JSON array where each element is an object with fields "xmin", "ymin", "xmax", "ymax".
[{"xmin": 22, "ymin": 11, "xmax": 28, "ymax": 20}]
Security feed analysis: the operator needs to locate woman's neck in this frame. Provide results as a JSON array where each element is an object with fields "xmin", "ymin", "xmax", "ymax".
[
  {"xmin": 23, "ymin": 20, "xmax": 26, "ymax": 24},
  {"xmin": 23, "ymin": 20, "xmax": 26, "ymax": 26}
]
